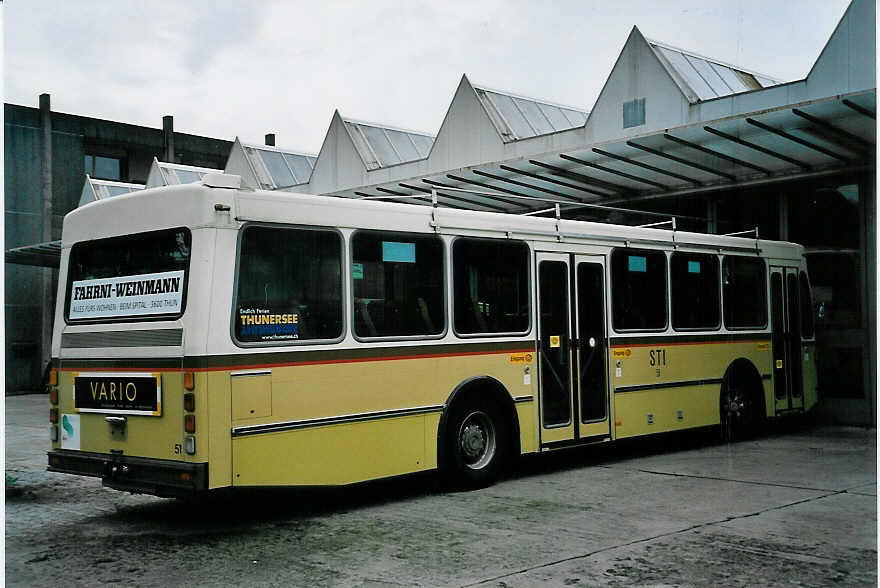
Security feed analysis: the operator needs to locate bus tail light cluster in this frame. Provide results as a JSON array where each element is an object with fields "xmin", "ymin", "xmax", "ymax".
[
  {"xmin": 183, "ymin": 372, "xmax": 196, "ymax": 454},
  {"xmin": 49, "ymin": 408, "xmax": 58, "ymax": 424}
]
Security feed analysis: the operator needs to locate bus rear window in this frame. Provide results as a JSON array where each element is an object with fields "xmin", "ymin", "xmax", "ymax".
[{"xmin": 66, "ymin": 228, "xmax": 191, "ymax": 322}]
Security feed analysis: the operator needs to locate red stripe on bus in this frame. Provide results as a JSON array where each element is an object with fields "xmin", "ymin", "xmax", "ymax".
[
  {"xmin": 58, "ymin": 347, "xmax": 535, "ymax": 373},
  {"xmin": 610, "ymin": 339, "xmax": 769, "ymax": 349}
]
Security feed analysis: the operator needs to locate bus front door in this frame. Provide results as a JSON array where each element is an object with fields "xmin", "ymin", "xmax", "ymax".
[
  {"xmin": 536, "ymin": 252, "xmax": 610, "ymax": 447},
  {"xmin": 770, "ymin": 266, "xmax": 805, "ymax": 413}
]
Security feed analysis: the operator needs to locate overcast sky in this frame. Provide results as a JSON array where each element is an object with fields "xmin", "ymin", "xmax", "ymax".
[{"xmin": 4, "ymin": 1, "xmax": 850, "ymax": 154}]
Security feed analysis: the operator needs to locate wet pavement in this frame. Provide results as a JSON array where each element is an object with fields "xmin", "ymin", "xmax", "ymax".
[{"xmin": 6, "ymin": 394, "xmax": 876, "ymax": 587}]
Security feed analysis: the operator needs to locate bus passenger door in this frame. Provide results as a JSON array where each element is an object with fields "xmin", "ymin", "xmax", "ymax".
[
  {"xmin": 573, "ymin": 256, "xmax": 610, "ymax": 440},
  {"xmin": 770, "ymin": 266, "xmax": 804, "ymax": 413},
  {"xmin": 536, "ymin": 253, "xmax": 575, "ymax": 444}
]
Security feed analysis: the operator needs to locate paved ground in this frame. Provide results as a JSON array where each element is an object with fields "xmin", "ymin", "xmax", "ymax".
[{"xmin": 5, "ymin": 394, "xmax": 877, "ymax": 587}]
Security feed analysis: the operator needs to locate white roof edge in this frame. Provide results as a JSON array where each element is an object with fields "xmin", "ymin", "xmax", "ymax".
[
  {"xmin": 645, "ymin": 37, "xmax": 785, "ymax": 83},
  {"xmin": 86, "ymin": 177, "xmax": 144, "ymax": 189},
  {"xmin": 340, "ymin": 116, "xmax": 436, "ymax": 139},
  {"xmin": 155, "ymin": 161, "xmax": 221, "ymax": 174},
  {"xmin": 469, "ymin": 80, "xmax": 590, "ymax": 114},
  {"xmin": 239, "ymin": 141, "xmax": 318, "ymax": 158}
]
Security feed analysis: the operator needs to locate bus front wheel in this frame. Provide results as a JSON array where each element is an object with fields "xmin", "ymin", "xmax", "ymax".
[{"xmin": 445, "ymin": 399, "xmax": 508, "ymax": 489}]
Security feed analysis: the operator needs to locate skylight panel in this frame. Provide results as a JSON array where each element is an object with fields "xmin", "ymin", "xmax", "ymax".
[
  {"xmin": 175, "ymin": 169, "xmax": 202, "ymax": 184},
  {"xmin": 410, "ymin": 134, "xmax": 433, "ymax": 157},
  {"xmin": 385, "ymin": 129, "xmax": 421, "ymax": 162},
  {"xmin": 754, "ymin": 75, "xmax": 779, "ymax": 88},
  {"xmin": 283, "ymin": 153, "xmax": 313, "ymax": 184},
  {"xmin": 685, "ymin": 55, "xmax": 732, "ymax": 97},
  {"xmin": 358, "ymin": 124, "xmax": 402, "ymax": 167},
  {"xmin": 537, "ymin": 102, "xmax": 574, "ymax": 130},
  {"xmin": 104, "ymin": 185, "xmax": 134, "ymax": 197},
  {"xmin": 487, "ymin": 91, "xmax": 536, "ymax": 139},
  {"xmin": 708, "ymin": 62, "xmax": 749, "ymax": 93},
  {"xmin": 259, "ymin": 149, "xmax": 295, "ymax": 187},
  {"xmin": 511, "ymin": 97, "xmax": 555, "ymax": 135},
  {"xmin": 560, "ymin": 108, "xmax": 588, "ymax": 127},
  {"xmin": 656, "ymin": 46, "xmax": 716, "ymax": 99}
]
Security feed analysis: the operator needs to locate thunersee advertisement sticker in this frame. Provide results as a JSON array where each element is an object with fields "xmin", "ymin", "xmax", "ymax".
[{"xmin": 69, "ymin": 270, "xmax": 185, "ymax": 320}]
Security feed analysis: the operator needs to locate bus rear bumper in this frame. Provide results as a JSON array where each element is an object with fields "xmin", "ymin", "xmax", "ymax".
[{"xmin": 47, "ymin": 450, "xmax": 208, "ymax": 498}]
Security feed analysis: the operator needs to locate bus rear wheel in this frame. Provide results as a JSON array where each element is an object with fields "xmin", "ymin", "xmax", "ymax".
[
  {"xmin": 445, "ymin": 399, "xmax": 507, "ymax": 489},
  {"xmin": 720, "ymin": 382, "xmax": 756, "ymax": 442}
]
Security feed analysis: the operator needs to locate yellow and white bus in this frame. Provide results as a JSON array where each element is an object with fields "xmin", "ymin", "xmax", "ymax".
[{"xmin": 47, "ymin": 174, "xmax": 816, "ymax": 496}]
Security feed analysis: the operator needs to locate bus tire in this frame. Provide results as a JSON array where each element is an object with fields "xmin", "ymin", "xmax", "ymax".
[
  {"xmin": 720, "ymin": 360, "xmax": 764, "ymax": 442},
  {"xmin": 444, "ymin": 397, "xmax": 508, "ymax": 489}
]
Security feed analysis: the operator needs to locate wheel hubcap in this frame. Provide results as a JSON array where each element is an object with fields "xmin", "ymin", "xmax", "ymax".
[{"xmin": 458, "ymin": 411, "xmax": 496, "ymax": 470}]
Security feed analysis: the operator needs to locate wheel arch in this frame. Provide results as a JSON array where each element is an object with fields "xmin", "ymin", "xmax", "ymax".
[
  {"xmin": 437, "ymin": 375, "xmax": 521, "ymax": 470},
  {"xmin": 721, "ymin": 357, "xmax": 767, "ymax": 419}
]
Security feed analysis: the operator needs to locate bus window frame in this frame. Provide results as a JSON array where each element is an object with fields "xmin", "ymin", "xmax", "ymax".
[
  {"xmin": 610, "ymin": 246, "xmax": 670, "ymax": 334},
  {"xmin": 230, "ymin": 222, "xmax": 347, "ymax": 348},
  {"xmin": 669, "ymin": 251, "xmax": 722, "ymax": 333},
  {"xmin": 349, "ymin": 228, "xmax": 448, "ymax": 343},
  {"xmin": 64, "ymin": 226, "xmax": 193, "ymax": 326},
  {"xmin": 720, "ymin": 255, "xmax": 769, "ymax": 331},
  {"xmin": 450, "ymin": 236, "xmax": 533, "ymax": 339}
]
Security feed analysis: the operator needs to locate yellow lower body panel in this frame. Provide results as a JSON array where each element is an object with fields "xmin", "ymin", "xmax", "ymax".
[
  {"xmin": 232, "ymin": 413, "xmax": 437, "ymax": 487},
  {"xmin": 614, "ymin": 384, "xmax": 719, "ymax": 439}
]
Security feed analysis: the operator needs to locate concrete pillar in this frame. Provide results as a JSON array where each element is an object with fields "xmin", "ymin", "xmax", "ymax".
[
  {"xmin": 706, "ymin": 199, "xmax": 718, "ymax": 234},
  {"xmin": 39, "ymin": 93, "xmax": 54, "ymax": 380},
  {"xmin": 265, "ymin": 133, "xmax": 275, "ymax": 147},
  {"xmin": 779, "ymin": 192, "xmax": 789, "ymax": 241},
  {"xmin": 163, "ymin": 115, "xmax": 175, "ymax": 163}
]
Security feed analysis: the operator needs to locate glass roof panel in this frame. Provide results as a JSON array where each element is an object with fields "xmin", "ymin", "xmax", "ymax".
[
  {"xmin": 537, "ymin": 102, "xmax": 574, "ymax": 130},
  {"xmin": 410, "ymin": 134, "xmax": 433, "ymax": 157},
  {"xmin": 78, "ymin": 184, "xmax": 97, "ymax": 207},
  {"xmin": 753, "ymin": 75, "xmax": 778, "ymax": 88},
  {"xmin": 560, "ymin": 108, "xmax": 588, "ymax": 127},
  {"xmin": 174, "ymin": 169, "xmax": 202, "ymax": 184},
  {"xmin": 511, "ymin": 97, "xmax": 554, "ymax": 135},
  {"xmin": 358, "ymin": 124, "xmax": 402, "ymax": 167},
  {"xmin": 486, "ymin": 91, "xmax": 536, "ymax": 139},
  {"xmin": 283, "ymin": 153, "xmax": 314, "ymax": 184},
  {"xmin": 735, "ymin": 71, "xmax": 762, "ymax": 90},
  {"xmin": 708, "ymin": 62, "xmax": 749, "ymax": 93},
  {"xmin": 685, "ymin": 55, "xmax": 730, "ymax": 96},
  {"xmin": 385, "ymin": 129, "xmax": 421, "ymax": 162},
  {"xmin": 656, "ymin": 46, "xmax": 715, "ymax": 99},
  {"xmin": 258, "ymin": 149, "xmax": 295, "ymax": 187},
  {"xmin": 104, "ymin": 185, "xmax": 134, "ymax": 197}
]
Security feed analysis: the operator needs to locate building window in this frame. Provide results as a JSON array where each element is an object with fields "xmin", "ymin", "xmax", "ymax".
[
  {"xmin": 671, "ymin": 252, "xmax": 720, "ymax": 330},
  {"xmin": 352, "ymin": 231, "xmax": 444, "ymax": 338},
  {"xmin": 234, "ymin": 226, "xmax": 343, "ymax": 343},
  {"xmin": 453, "ymin": 238, "xmax": 529, "ymax": 335},
  {"xmin": 611, "ymin": 248, "xmax": 667, "ymax": 331},
  {"xmin": 722, "ymin": 256, "xmax": 766, "ymax": 329},
  {"xmin": 623, "ymin": 98, "xmax": 646, "ymax": 128},
  {"xmin": 84, "ymin": 154, "xmax": 123, "ymax": 181}
]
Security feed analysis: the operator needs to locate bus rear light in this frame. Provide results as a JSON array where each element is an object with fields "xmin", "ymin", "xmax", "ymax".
[
  {"xmin": 49, "ymin": 388, "xmax": 58, "ymax": 405},
  {"xmin": 180, "ymin": 471, "xmax": 192, "ymax": 481},
  {"xmin": 183, "ymin": 393, "xmax": 195, "ymax": 412},
  {"xmin": 50, "ymin": 408, "xmax": 58, "ymax": 424},
  {"xmin": 49, "ymin": 369, "xmax": 58, "ymax": 386},
  {"xmin": 50, "ymin": 425, "xmax": 58, "ymax": 442},
  {"xmin": 184, "ymin": 436, "xmax": 196, "ymax": 455},
  {"xmin": 184, "ymin": 414, "xmax": 196, "ymax": 434},
  {"xmin": 183, "ymin": 372, "xmax": 195, "ymax": 390}
]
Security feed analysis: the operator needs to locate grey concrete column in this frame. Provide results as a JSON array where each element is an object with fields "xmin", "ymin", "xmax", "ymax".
[
  {"xmin": 779, "ymin": 193, "xmax": 789, "ymax": 241},
  {"xmin": 265, "ymin": 133, "xmax": 275, "ymax": 146},
  {"xmin": 40, "ymin": 93, "xmax": 54, "ymax": 379},
  {"xmin": 163, "ymin": 115, "xmax": 175, "ymax": 163},
  {"xmin": 706, "ymin": 199, "xmax": 717, "ymax": 234}
]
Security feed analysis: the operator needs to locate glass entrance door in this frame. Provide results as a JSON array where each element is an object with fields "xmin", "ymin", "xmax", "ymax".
[
  {"xmin": 536, "ymin": 252, "xmax": 610, "ymax": 446},
  {"xmin": 770, "ymin": 266, "xmax": 805, "ymax": 413}
]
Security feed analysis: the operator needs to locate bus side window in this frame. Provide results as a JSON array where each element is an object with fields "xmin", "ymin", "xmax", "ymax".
[
  {"xmin": 234, "ymin": 226, "xmax": 343, "ymax": 344},
  {"xmin": 452, "ymin": 238, "xmax": 530, "ymax": 335},
  {"xmin": 671, "ymin": 252, "xmax": 720, "ymax": 330},
  {"xmin": 351, "ymin": 230, "xmax": 445, "ymax": 338},
  {"xmin": 611, "ymin": 248, "xmax": 667, "ymax": 331},
  {"xmin": 722, "ymin": 256, "xmax": 767, "ymax": 329}
]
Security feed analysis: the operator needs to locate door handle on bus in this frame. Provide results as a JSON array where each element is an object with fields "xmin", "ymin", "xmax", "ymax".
[{"xmin": 105, "ymin": 416, "xmax": 127, "ymax": 428}]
